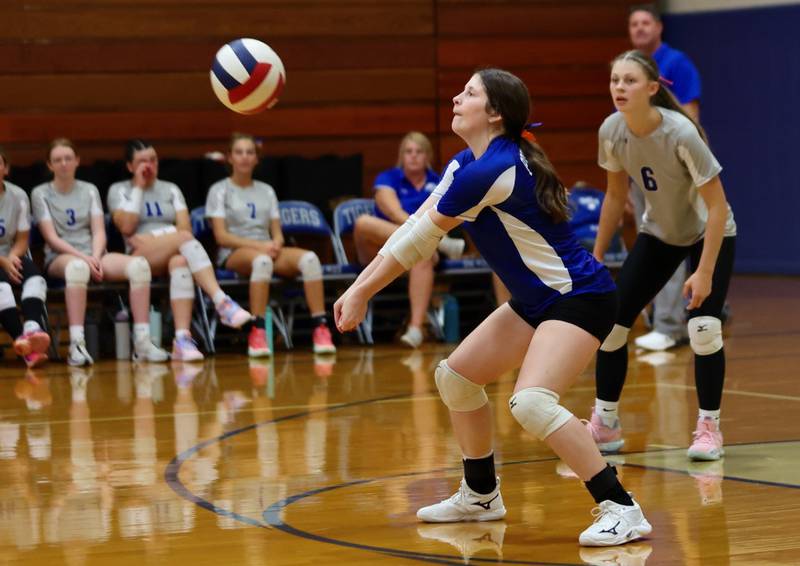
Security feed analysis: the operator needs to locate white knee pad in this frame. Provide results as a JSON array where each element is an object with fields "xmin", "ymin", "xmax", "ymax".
[
  {"xmin": 599, "ymin": 324, "xmax": 630, "ymax": 352},
  {"xmin": 169, "ymin": 267, "xmax": 195, "ymax": 300},
  {"xmin": 124, "ymin": 257, "xmax": 152, "ymax": 288},
  {"xmin": 509, "ymin": 387, "xmax": 573, "ymax": 440},
  {"xmin": 65, "ymin": 259, "xmax": 90, "ymax": 288},
  {"xmin": 298, "ymin": 252, "xmax": 322, "ymax": 282},
  {"xmin": 21, "ymin": 276, "xmax": 47, "ymax": 302},
  {"xmin": 0, "ymin": 282, "xmax": 15, "ymax": 310},
  {"xmin": 178, "ymin": 239, "xmax": 212, "ymax": 273},
  {"xmin": 688, "ymin": 316, "xmax": 723, "ymax": 355},
  {"xmin": 250, "ymin": 254, "xmax": 273, "ymax": 283},
  {"xmin": 434, "ymin": 360, "xmax": 488, "ymax": 412}
]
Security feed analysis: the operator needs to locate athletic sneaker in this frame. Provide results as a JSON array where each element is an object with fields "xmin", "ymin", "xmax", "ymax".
[
  {"xmin": 687, "ymin": 417, "xmax": 724, "ymax": 461},
  {"xmin": 634, "ymin": 330, "xmax": 686, "ymax": 351},
  {"xmin": 248, "ymin": 326, "xmax": 271, "ymax": 357},
  {"xmin": 437, "ymin": 236, "xmax": 466, "ymax": 260},
  {"xmin": 578, "ymin": 498, "xmax": 652, "ymax": 547},
  {"xmin": 216, "ymin": 296, "xmax": 252, "ymax": 328},
  {"xmin": 13, "ymin": 330, "xmax": 51, "ymax": 357},
  {"xmin": 312, "ymin": 324, "xmax": 336, "ymax": 354},
  {"xmin": 417, "ymin": 522, "xmax": 506, "ymax": 562},
  {"xmin": 68, "ymin": 340, "xmax": 94, "ymax": 367},
  {"xmin": 23, "ymin": 351, "xmax": 48, "ymax": 369},
  {"xmin": 417, "ymin": 477, "xmax": 506, "ymax": 523},
  {"xmin": 584, "ymin": 411, "xmax": 625, "ymax": 452},
  {"xmin": 400, "ymin": 326, "xmax": 423, "ymax": 349},
  {"xmin": 579, "ymin": 542, "xmax": 653, "ymax": 565},
  {"xmin": 172, "ymin": 335, "xmax": 204, "ymax": 362},
  {"xmin": 133, "ymin": 340, "xmax": 170, "ymax": 362}
]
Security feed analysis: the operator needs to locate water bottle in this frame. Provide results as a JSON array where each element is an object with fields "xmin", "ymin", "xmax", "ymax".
[
  {"xmin": 442, "ymin": 294, "xmax": 460, "ymax": 343},
  {"xmin": 114, "ymin": 309, "xmax": 131, "ymax": 360},
  {"xmin": 149, "ymin": 306, "xmax": 162, "ymax": 348}
]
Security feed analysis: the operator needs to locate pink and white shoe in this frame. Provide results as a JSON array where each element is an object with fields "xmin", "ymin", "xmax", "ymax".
[
  {"xmin": 687, "ymin": 417, "xmax": 724, "ymax": 461},
  {"xmin": 247, "ymin": 326, "xmax": 271, "ymax": 357},
  {"xmin": 312, "ymin": 324, "xmax": 336, "ymax": 354},
  {"xmin": 216, "ymin": 296, "xmax": 252, "ymax": 328},
  {"xmin": 584, "ymin": 410, "xmax": 625, "ymax": 453},
  {"xmin": 172, "ymin": 334, "xmax": 204, "ymax": 362},
  {"xmin": 23, "ymin": 351, "xmax": 48, "ymax": 369},
  {"xmin": 14, "ymin": 330, "xmax": 51, "ymax": 357}
]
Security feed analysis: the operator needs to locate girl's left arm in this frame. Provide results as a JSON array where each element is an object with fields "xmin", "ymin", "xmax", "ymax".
[{"xmin": 684, "ymin": 175, "xmax": 727, "ymax": 309}]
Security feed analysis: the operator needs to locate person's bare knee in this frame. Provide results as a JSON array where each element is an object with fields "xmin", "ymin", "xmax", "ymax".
[{"xmin": 168, "ymin": 254, "xmax": 188, "ymax": 271}]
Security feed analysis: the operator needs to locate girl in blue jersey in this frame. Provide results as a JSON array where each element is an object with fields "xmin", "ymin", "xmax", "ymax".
[
  {"xmin": 353, "ymin": 132, "xmax": 463, "ymax": 348},
  {"xmin": 335, "ymin": 69, "xmax": 651, "ymax": 547}
]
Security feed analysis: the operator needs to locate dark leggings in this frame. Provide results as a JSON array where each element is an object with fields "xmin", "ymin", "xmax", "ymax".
[
  {"xmin": 596, "ymin": 234, "xmax": 736, "ymax": 410},
  {"xmin": 0, "ymin": 255, "xmax": 46, "ymax": 339}
]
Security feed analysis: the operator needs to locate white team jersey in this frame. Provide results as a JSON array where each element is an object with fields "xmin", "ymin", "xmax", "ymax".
[
  {"xmin": 31, "ymin": 180, "xmax": 103, "ymax": 265},
  {"xmin": 599, "ymin": 108, "xmax": 736, "ymax": 246},
  {"xmin": 107, "ymin": 179, "xmax": 188, "ymax": 237},
  {"xmin": 205, "ymin": 178, "xmax": 279, "ymax": 265},
  {"xmin": 0, "ymin": 182, "xmax": 31, "ymax": 257}
]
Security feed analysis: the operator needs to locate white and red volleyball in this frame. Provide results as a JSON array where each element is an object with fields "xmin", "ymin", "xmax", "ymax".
[{"xmin": 210, "ymin": 38, "xmax": 286, "ymax": 114}]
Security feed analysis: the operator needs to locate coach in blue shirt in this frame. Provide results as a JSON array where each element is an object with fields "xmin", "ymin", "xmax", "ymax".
[{"xmin": 628, "ymin": 4, "xmax": 702, "ymax": 120}]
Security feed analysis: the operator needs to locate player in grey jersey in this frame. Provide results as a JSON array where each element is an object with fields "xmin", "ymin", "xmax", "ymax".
[
  {"xmin": 0, "ymin": 147, "xmax": 50, "ymax": 367},
  {"xmin": 32, "ymin": 139, "xmax": 169, "ymax": 366},
  {"xmin": 586, "ymin": 51, "xmax": 737, "ymax": 462},
  {"xmin": 206, "ymin": 133, "xmax": 336, "ymax": 356},
  {"xmin": 109, "ymin": 140, "xmax": 251, "ymax": 362}
]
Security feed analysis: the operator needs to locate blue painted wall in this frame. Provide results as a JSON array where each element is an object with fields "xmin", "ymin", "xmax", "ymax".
[{"xmin": 664, "ymin": 5, "xmax": 800, "ymax": 274}]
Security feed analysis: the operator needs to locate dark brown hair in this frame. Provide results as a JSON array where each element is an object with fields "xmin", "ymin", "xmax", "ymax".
[
  {"xmin": 629, "ymin": 3, "xmax": 661, "ymax": 22},
  {"xmin": 0, "ymin": 146, "xmax": 8, "ymax": 167},
  {"xmin": 477, "ymin": 68, "xmax": 569, "ymax": 223}
]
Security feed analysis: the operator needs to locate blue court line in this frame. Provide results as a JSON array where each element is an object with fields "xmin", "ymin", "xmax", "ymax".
[{"xmin": 165, "ymin": 387, "xmax": 799, "ymax": 564}]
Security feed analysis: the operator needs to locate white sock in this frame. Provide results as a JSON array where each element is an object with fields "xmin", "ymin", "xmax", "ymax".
[
  {"xmin": 212, "ymin": 290, "xmax": 226, "ymax": 306},
  {"xmin": 175, "ymin": 329, "xmax": 192, "ymax": 340},
  {"xmin": 69, "ymin": 325, "xmax": 85, "ymax": 344},
  {"xmin": 699, "ymin": 409, "xmax": 720, "ymax": 422},
  {"xmin": 23, "ymin": 321, "xmax": 42, "ymax": 334},
  {"xmin": 595, "ymin": 399, "xmax": 619, "ymax": 427},
  {"xmin": 133, "ymin": 323, "xmax": 150, "ymax": 346}
]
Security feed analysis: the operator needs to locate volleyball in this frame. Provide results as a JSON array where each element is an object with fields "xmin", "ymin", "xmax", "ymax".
[{"xmin": 210, "ymin": 38, "xmax": 286, "ymax": 114}]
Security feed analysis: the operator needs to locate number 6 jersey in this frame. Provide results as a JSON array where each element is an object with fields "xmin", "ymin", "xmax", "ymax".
[
  {"xmin": 0, "ymin": 182, "xmax": 32, "ymax": 257},
  {"xmin": 31, "ymin": 180, "xmax": 103, "ymax": 265},
  {"xmin": 598, "ymin": 107, "xmax": 736, "ymax": 246}
]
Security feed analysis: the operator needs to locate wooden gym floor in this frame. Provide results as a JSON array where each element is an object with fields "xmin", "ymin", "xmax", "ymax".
[{"xmin": 0, "ymin": 275, "xmax": 798, "ymax": 565}]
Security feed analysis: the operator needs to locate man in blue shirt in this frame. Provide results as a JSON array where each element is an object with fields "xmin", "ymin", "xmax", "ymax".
[{"xmin": 627, "ymin": 4, "xmax": 703, "ymax": 351}]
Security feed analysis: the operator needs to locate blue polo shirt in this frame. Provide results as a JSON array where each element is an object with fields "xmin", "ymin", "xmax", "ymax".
[
  {"xmin": 373, "ymin": 167, "xmax": 440, "ymax": 221},
  {"xmin": 653, "ymin": 42, "xmax": 702, "ymax": 105}
]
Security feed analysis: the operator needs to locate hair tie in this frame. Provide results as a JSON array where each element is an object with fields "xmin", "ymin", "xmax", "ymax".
[
  {"xmin": 521, "ymin": 122, "xmax": 542, "ymax": 143},
  {"xmin": 658, "ymin": 76, "xmax": 674, "ymax": 87}
]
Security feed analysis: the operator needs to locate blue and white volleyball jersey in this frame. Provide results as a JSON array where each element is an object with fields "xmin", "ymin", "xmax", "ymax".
[{"xmin": 435, "ymin": 136, "xmax": 615, "ymax": 317}]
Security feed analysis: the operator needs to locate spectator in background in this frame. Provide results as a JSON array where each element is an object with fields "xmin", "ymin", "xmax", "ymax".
[
  {"xmin": 627, "ymin": 4, "xmax": 703, "ymax": 351},
  {"xmin": 353, "ymin": 132, "xmax": 465, "ymax": 348}
]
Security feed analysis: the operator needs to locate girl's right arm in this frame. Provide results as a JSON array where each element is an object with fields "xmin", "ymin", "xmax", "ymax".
[{"xmin": 592, "ymin": 169, "xmax": 629, "ymax": 262}]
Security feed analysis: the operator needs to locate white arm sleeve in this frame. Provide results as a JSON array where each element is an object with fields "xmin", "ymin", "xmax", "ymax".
[
  {"xmin": 389, "ymin": 212, "xmax": 446, "ymax": 269},
  {"xmin": 377, "ymin": 214, "xmax": 417, "ymax": 258}
]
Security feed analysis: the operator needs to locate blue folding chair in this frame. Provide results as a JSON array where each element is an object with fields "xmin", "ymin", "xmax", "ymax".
[
  {"xmin": 189, "ymin": 206, "xmax": 292, "ymax": 352},
  {"xmin": 277, "ymin": 200, "xmax": 360, "ymax": 341},
  {"xmin": 568, "ymin": 186, "xmax": 627, "ymax": 267},
  {"xmin": 332, "ymin": 198, "xmax": 376, "ymax": 264}
]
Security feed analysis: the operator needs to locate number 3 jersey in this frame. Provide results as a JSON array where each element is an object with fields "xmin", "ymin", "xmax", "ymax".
[
  {"xmin": 205, "ymin": 179, "xmax": 280, "ymax": 265},
  {"xmin": 435, "ymin": 136, "xmax": 615, "ymax": 318},
  {"xmin": 598, "ymin": 107, "xmax": 736, "ymax": 246},
  {"xmin": 107, "ymin": 179, "xmax": 188, "ymax": 237},
  {"xmin": 31, "ymin": 180, "xmax": 103, "ymax": 265},
  {"xmin": 0, "ymin": 182, "xmax": 32, "ymax": 257}
]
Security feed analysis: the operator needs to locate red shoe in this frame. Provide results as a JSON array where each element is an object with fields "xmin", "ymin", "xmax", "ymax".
[
  {"xmin": 14, "ymin": 330, "xmax": 51, "ymax": 357},
  {"xmin": 248, "ymin": 326, "xmax": 271, "ymax": 357},
  {"xmin": 312, "ymin": 324, "xmax": 336, "ymax": 354}
]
